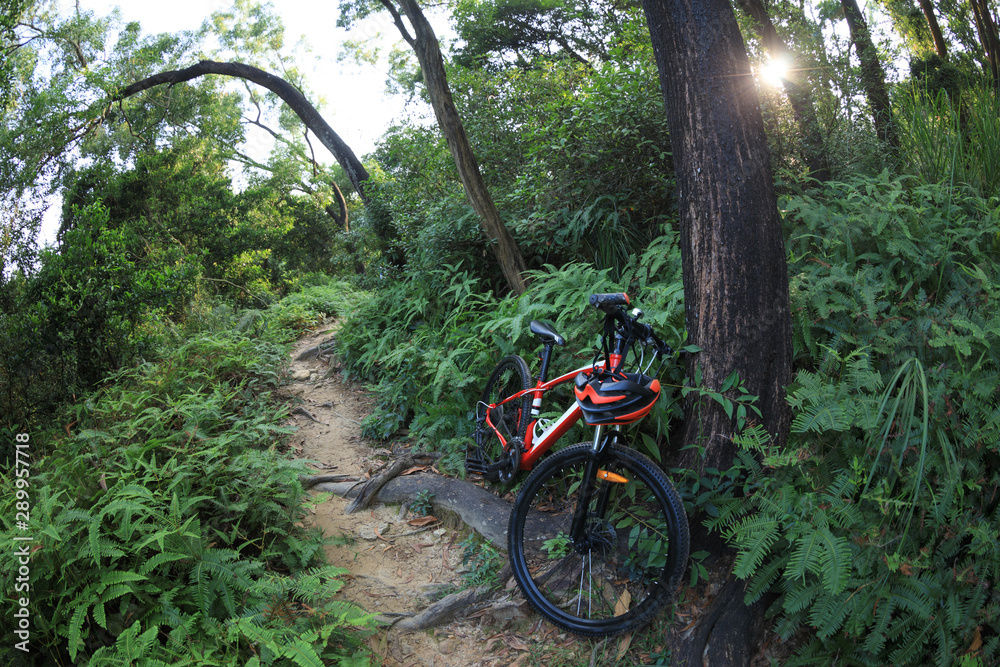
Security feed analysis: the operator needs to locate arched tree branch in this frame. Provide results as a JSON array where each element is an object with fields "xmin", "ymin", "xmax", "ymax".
[{"xmin": 112, "ymin": 59, "xmax": 373, "ymax": 205}]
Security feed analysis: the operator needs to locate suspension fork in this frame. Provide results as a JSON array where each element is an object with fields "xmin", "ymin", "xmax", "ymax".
[{"xmin": 569, "ymin": 425, "xmax": 615, "ymax": 547}]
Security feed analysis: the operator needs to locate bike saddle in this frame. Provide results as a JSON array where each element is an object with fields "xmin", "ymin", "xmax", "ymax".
[{"xmin": 530, "ymin": 320, "xmax": 565, "ymax": 346}]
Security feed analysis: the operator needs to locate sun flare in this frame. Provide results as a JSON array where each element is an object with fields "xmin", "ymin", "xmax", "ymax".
[{"xmin": 760, "ymin": 55, "xmax": 792, "ymax": 87}]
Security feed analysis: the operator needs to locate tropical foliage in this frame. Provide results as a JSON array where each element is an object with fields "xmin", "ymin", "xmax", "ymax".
[
  {"xmin": 711, "ymin": 174, "xmax": 1000, "ymax": 665},
  {"xmin": 2, "ymin": 0, "xmax": 1000, "ymax": 664}
]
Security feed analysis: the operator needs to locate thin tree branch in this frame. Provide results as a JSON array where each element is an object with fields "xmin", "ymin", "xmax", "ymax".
[{"xmin": 380, "ymin": 0, "xmax": 416, "ymax": 47}]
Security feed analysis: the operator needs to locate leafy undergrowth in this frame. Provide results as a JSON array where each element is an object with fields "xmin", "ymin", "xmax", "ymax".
[
  {"xmin": 335, "ymin": 173, "xmax": 1000, "ymax": 665},
  {"xmin": 0, "ymin": 297, "xmax": 374, "ymax": 666},
  {"xmin": 336, "ymin": 233, "xmax": 688, "ymax": 473},
  {"xmin": 712, "ymin": 174, "xmax": 1000, "ymax": 665}
]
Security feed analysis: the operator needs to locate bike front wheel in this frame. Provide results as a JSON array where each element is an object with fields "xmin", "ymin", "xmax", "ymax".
[{"xmin": 507, "ymin": 442, "xmax": 689, "ymax": 636}]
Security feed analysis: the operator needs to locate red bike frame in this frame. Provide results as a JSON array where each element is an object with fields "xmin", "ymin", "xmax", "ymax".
[{"xmin": 483, "ymin": 359, "xmax": 612, "ymax": 471}]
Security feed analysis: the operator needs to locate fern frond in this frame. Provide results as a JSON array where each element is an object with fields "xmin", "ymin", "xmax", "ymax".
[
  {"xmin": 730, "ymin": 515, "xmax": 781, "ymax": 579},
  {"xmin": 281, "ymin": 639, "xmax": 326, "ymax": 667},
  {"xmin": 743, "ymin": 553, "xmax": 788, "ymax": 605},
  {"xmin": 782, "ymin": 579, "xmax": 822, "ymax": 615},
  {"xmin": 810, "ymin": 589, "xmax": 852, "ymax": 639},
  {"xmin": 792, "ymin": 403, "xmax": 851, "ymax": 433}
]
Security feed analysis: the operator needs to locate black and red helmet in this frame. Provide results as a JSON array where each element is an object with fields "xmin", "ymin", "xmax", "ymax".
[{"xmin": 573, "ymin": 370, "xmax": 661, "ymax": 426}]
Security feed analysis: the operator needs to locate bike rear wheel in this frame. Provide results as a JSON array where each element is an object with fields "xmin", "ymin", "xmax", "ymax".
[
  {"xmin": 507, "ymin": 442, "xmax": 689, "ymax": 636},
  {"xmin": 467, "ymin": 355, "xmax": 532, "ymax": 482}
]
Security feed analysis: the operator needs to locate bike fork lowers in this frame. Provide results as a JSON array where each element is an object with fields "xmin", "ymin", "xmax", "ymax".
[{"xmin": 569, "ymin": 425, "xmax": 614, "ymax": 548}]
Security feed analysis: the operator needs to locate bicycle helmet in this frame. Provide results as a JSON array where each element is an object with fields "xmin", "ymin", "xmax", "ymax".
[{"xmin": 573, "ymin": 369, "xmax": 661, "ymax": 426}]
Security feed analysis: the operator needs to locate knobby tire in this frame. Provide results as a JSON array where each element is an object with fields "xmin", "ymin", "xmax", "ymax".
[{"xmin": 507, "ymin": 442, "xmax": 689, "ymax": 636}]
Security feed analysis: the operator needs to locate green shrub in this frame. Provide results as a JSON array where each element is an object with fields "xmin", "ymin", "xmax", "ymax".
[
  {"xmin": 271, "ymin": 281, "xmax": 369, "ymax": 329},
  {"xmin": 898, "ymin": 85, "xmax": 1000, "ymax": 199},
  {"xmin": 0, "ymin": 308, "xmax": 373, "ymax": 665},
  {"xmin": 0, "ymin": 202, "xmax": 198, "ymax": 439}
]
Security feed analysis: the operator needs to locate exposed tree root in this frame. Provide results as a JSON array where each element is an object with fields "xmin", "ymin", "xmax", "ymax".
[
  {"xmin": 306, "ymin": 463, "xmax": 520, "ymax": 630},
  {"xmin": 291, "ymin": 406, "xmax": 325, "ymax": 424},
  {"xmin": 295, "ymin": 336, "xmax": 337, "ymax": 361},
  {"xmin": 388, "ymin": 564, "xmax": 513, "ymax": 631},
  {"xmin": 669, "ymin": 554, "xmax": 770, "ymax": 667},
  {"xmin": 343, "ymin": 453, "xmax": 443, "ymax": 514},
  {"xmin": 306, "ymin": 458, "xmax": 529, "ymax": 630},
  {"xmin": 310, "ymin": 472, "xmax": 512, "ymax": 548},
  {"xmin": 300, "ymin": 474, "xmax": 358, "ymax": 488}
]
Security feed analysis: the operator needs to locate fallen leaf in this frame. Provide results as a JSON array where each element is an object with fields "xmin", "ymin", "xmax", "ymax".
[
  {"xmin": 503, "ymin": 634, "xmax": 531, "ymax": 651},
  {"xmin": 509, "ymin": 653, "xmax": 530, "ymax": 667},
  {"xmin": 969, "ymin": 626, "xmax": 983, "ymax": 653},
  {"xmin": 407, "ymin": 516, "xmax": 439, "ymax": 526},
  {"xmin": 374, "ymin": 526, "xmax": 389, "ymax": 542},
  {"xmin": 616, "ymin": 632, "xmax": 633, "ymax": 661},
  {"xmin": 400, "ymin": 465, "xmax": 430, "ymax": 475},
  {"xmin": 614, "ymin": 588, "xmax": 632, "ymax": 616}
]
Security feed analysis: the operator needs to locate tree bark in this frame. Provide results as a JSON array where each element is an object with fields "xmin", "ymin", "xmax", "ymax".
[
  {"xmin": 970, "ymin": 0, "xmax": 1000, "ymax": 90},
  {"xmin": 640, "ymin": 0, "xmax": 793, "ymax": 662},
  {"xmin": 736, "ymin": 0, "xmax": 831, "ymax": 182},
  {"xmin": 918, "ymin": 0, "xmax": 949, "ymax": 60},
  {"xmin": 382, "ymin": 0, "xmax": 530, "ymax": 295},
  {"xmin": 113, "ymin": 60, "xmax": 374, "ymax": 206},
  {"xmin": 841, "ymin": 0, "xmax": 900, "ymax": 155}
]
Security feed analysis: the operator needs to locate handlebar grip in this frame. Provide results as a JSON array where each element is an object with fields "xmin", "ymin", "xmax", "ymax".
[
  {"xmin": 632, "ymin": 320, "xmax": 672, "ymax": 355},
  {"xmin": 633, "ymin": 320, "xmax": 653, "ymax": 339},
  {"xmin": 589, "ymin": 293, "xmax": 630, "ymax": 313}
]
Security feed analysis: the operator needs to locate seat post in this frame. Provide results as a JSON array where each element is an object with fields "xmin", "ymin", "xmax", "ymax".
[{"xmin": 537, "ymin": 343, "xmax": 555, "ymax": 384}]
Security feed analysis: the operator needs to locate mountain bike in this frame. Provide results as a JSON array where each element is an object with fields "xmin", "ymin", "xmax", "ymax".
[{"xmin": 466, "ymin": 293, "xmax": 690, "ymax": 637}]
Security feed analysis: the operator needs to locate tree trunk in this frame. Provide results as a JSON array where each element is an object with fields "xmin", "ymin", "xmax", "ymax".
[
  {"xmin": 736, "ymin": 0, "xmax": 831, "ymax": 182},
  {"xmin": 640, "ymin": 0, "xmax": 793, "ymax": 662},
  {"xmin": 970, "ymin": 0, "xmax": 1000, "ymax": 90},
  {"xmin": 918, "ymin": 0, "xmax": 949, "ymax": 60},
  {"xmin": 382, "ymin": 0, "xmax": 530, "ymax": 296},
  {"xmin": 841, "ymin": 0, "xmax": 900, "ymax": 155},
  {"xmin": 113, "ymin": 60, "xmax": 373, "ymax": 206}
]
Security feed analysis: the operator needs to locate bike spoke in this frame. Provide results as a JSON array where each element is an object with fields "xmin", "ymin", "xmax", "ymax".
[{"xmin": 509, "ymin": 443, "xmax": 689, "ymax": 636}]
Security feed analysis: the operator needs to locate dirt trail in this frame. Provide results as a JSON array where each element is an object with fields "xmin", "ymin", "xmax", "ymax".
[{"xmin": 281, "ymin": 329, "xmax": 577, "ymax": 667}]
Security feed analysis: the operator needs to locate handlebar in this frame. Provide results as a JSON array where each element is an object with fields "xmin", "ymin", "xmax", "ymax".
[
  {"xmin": 589, "ymin": 292, "xmax": 672, "ymax": 358},
  {"xmin": 590, "ymin": 293, "xmax": 631, "ymax": 313}
]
